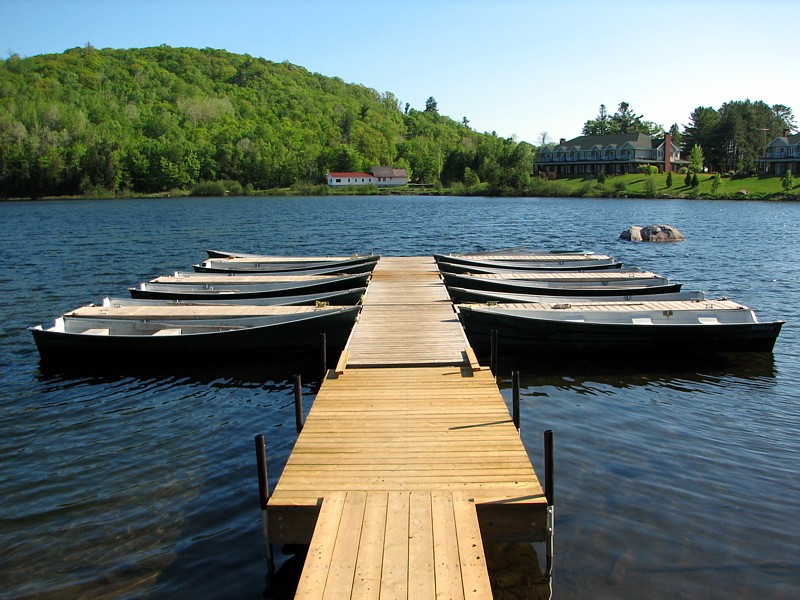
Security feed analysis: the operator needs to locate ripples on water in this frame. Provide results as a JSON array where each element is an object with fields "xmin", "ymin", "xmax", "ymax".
[{"xmin": 1, "ymin": 196, "xmax": 799, "ymax": 599}]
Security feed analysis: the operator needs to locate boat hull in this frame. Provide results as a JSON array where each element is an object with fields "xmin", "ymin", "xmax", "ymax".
[
  {"xmin": 441, "ymin": 272, "xmax": 681, "ymax": 296},
  {"xmin": 30, "ymin": 307, "xmax": 360, "ymax": 365},
  {"xmin": 436, "ymin": 258, "xmax": 623, "ymax": 273},
  {"xmin": 194, "ymin": 257, "xmax": 378, "ymax": 275},
  {"xmin": 130, "ymin": 273, "xmax": 370, "ymax": 300},
  {"xmin": 447, "ymin": 286, "xmax": 705, "ymax": 304},
  {"xmin": 458, "ymin": 306, "xmax": 783, "ymax": 355}
]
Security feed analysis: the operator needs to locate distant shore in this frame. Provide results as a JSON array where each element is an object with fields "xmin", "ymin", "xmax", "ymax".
[{"xmin": 3, "ymin": 173, "xmax": 797, "ymax": 202}]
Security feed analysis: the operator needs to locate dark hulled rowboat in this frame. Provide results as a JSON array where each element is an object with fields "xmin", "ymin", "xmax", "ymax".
[
  {"xmin": 457, "ymin": 301, "xmax": 783, "ymax": 355},
  {"xmin": 441, "ymin": 271, "xmax": 681, "ymax": 296},
  {"xmin": 130, "ymin": 273, "xmax": 370, "ymax": 300},
  {"xmin": 446, "ymin": 286, "xmax": 705, "ymax": 304},
  {"xmin": 30, "ymin": 305, "xmax": 361, "ymax": 364}
]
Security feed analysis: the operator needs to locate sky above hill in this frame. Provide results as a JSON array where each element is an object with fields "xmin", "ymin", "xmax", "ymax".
[{"xmin": 1, "ymin": 0, "xmax": 794, "ymax": 143}]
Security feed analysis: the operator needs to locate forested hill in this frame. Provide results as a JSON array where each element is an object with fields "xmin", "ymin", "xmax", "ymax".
[{"xmin": 0, "ymin": 46, "xmax": 533, "ymax": 198}]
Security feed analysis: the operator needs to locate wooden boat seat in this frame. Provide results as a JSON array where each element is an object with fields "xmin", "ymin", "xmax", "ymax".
[
  {"xmin": 698, "ymin": 317, "xmax": 719, "ymax": 325},
  {"xmin": 152, "ymin": 328, "xmax": 182, "ymax": 336},
  {"xmin": 82, "ymin": 328, "xmax": 110, "ymax": 335},
  {"xmin": 632, "ymin": 317, "xmax": 653, "ymax": 325}
]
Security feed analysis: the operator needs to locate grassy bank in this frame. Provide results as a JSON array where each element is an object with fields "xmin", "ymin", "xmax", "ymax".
[
  {"xmin": 4, "ymin": 174, "xmax": 797, "ymax": 202},
  {"xmin": 507, "ymin": 172, "xmax": 798, "ymax": 200}
]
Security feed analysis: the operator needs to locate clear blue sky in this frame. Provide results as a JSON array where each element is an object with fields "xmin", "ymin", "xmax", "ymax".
[{"xmin": 1, "ymin": 0, "xmax": 794, "ymax": 143}]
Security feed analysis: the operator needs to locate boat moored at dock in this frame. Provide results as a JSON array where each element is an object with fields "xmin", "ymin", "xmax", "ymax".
[
  {"xmin": 30, "ymin": 304, "xmax": 361, "ymax": 364},
  {"xmin": 457, "ymin": 300, "xmax": 784, "ymax": 355}
]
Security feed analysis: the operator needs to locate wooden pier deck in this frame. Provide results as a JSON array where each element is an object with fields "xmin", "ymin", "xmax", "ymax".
[{"xmin": 266, "ymin": 257, "xmax": 548, "ymax": 599}]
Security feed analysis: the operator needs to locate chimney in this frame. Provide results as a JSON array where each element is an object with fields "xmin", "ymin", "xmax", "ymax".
[
  {"xmin": 784, "ymin": 128, "xmax": 791, "ymax": 138},
  {"xmin": 559, "ymin": 138, "xmax": 566, "ymax": 146},
  {"xmin": 664, "ymin": 133, "xmax": 672, "ymax": 173}
]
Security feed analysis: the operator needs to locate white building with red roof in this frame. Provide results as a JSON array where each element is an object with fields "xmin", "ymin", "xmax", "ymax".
[{"xmin": 326, "ymin": 166, "xmax": 407, "ymax": 187}]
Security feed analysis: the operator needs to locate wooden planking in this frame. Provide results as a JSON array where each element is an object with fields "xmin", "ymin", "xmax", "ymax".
[
  {"xmin": 269, "ymin": 255, "xmax": 548, "ymax": 597},
  {"xmin": 463, "ymin": 299, "xmax": 747, "ymax": 312},
  {"xmin": 269, "ymin": 367, "xmax": 544, "ymax": 506},
  {"xmin": 345, "ymin": 257, "xmax": 468, "ymax": 367},
  {"xmin": 465, "ymin": 270, "xmax": 661, "ymax": 281},
  {"xmin": 451, "ymin": 253, "xmax": 609, "ymax": 261},
  {"xmin": 294, "ymin": 491, "xmax": 491, "ymax": 600},
  {"xmin": 65, "ymin": 304, "xmax": 350, "ymax": 319}
]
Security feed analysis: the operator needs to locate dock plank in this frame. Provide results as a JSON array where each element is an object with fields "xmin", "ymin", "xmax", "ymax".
[{"xmin": 267, "ymin": 256, "xmax": 548, "ymax": 598}]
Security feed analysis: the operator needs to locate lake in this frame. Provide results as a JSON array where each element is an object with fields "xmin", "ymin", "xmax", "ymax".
[{"xmin": 1, "ymin": 195, "xmax": 798, "ymax": 599}]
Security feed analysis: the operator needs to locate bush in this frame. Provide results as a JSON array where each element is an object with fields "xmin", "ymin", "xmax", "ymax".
[
  {"xmin": 678, "ymin": 166, "xmax": 689, "ymax": 174},
  {"xmin": 190, "ymin": 180, "xmax": 244, "ymax": 196},
  {"xmin": 665, "ymin": 172, "xmax": 673, "ymax": 188},
  {"xmin": 643, "ymin": 176, "xmax": 657, "ymax": 196},
  {"xmin": 597, "ymin": 172, "xmax": 606, "ymax": 184},
  {"xmin": 639, "ymin": 164, "xmax": 658, "ymax": 176}
]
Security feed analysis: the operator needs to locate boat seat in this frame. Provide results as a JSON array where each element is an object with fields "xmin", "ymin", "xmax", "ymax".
[
  {"xmin": 632, "ymin": 317, "xmax": 652, "ymax": 325},
  {"xmin": 83, "ymin": 328, "xmax": 110, "ymax": 335},
  {"xmin": 152, "ymin": 328, "xmax": 182, "ymax": 336},
  {"xmin": 698, "ymin": 317, "xmax": 719, "ymax": 325}
]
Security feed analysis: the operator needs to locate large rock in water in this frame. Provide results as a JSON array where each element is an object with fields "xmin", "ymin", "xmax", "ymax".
[{"xmin": 620, "ymin": 224, "xmax": 685, "ymax": 242}]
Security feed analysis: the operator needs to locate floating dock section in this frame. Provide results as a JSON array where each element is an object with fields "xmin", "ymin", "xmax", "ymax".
[{"xmin": 266, "ymin": 257, "xmax": 549, "ymax": 598}]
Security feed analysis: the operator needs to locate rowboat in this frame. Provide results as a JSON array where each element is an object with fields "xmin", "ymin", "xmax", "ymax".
[
  {"xmin": 102, "ymin": 286, "xmax": 366, "ymax": 307},
  {"xmin": 194, "ymin": 257, "xmax": 378, "ymax": 275},
  {"xmin": 130, "ymin": 273, "xmax": 371, "ymax": 300},
  {"xmin": 441, "ymin": 271, "xmax": 681, "ymax": 296},
  {"xmin": 29, "ymin": 305, "xmax": 361, "ymax": 364},
  {"xmin": 205, "ymin": 249, "xmax": 377, "ymax": 265},
  {"xmin": 457, "ymin": 300, "xmax": 783, "ymax": 355},
  {"xmin": 446, "ymin": 286, "xmax": 706, "ymax": 304},
  {"xmin": 434, "ymin": 253, "xmax": 617, "ymax": 269},
  {"xmin": 436, "ymin": 258, "xmax": 624, "ymax": 274}
]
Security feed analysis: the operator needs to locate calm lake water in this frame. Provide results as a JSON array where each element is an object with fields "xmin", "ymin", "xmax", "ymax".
[{"xmin": 1, "ymin": 195, "xmax": 798, "ymax": 599}]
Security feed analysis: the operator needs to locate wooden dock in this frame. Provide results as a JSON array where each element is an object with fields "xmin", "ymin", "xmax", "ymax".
[{"xmin": 266, "ymin": 257, "xmax": 548, "ymax": 599}]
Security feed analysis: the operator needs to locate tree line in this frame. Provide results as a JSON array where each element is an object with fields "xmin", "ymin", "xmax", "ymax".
[
  {"xmin": 577, "ymin": 100, "xmax": 796, "ymax": 176},
  {"xmin": 0, "ymin": 46, "xmax": 532, "ymax": 199}
]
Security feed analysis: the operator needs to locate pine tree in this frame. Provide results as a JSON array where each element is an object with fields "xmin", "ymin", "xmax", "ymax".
[
  {"xmin": 783, "ymin": 169, "xmax": 794, "ymax": 192},
  {"xmin": 691, "ymin": 173, "xmax": 700, "ymax": 188},
  {"xmin": 666, "ymin": 171, "xmax": 673, "ymax": 188}
]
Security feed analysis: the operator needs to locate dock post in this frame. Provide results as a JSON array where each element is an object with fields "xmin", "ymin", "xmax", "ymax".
[
  {"xmin": 544, "ymin": 429, "xmax": 554, "ymax": 580},
  {"xmin": 254, "ymin": 434, "xmax": 275, "ymax": 580},
  {"xmin": 512, "ymin": 370, "xmax": 520, "ymax": 431},
  {"xmin": 490, "ymin": 329, "xmax": 498, "ymax": 377},
  {"xmin": 293, "ymin": 374, "xmax": 304, "ymax": 434},
  {"xmin": 320, "ymin": 332, "xmax": 327, "ymax": 382}
]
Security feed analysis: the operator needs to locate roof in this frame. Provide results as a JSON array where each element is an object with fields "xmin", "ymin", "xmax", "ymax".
[
  {"xmin": 370, "ymin": 166, "xmax": 408, "ymax": 178},
  {"xmin": 559, "ymin": 133, "xmax": 653, "ymax": 150},
  {"xmin": 328, "ymin": 172, "xmax": 374, "ymax": 178}
]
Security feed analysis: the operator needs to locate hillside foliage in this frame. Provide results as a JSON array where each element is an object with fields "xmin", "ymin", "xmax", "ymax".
[{"xmin": 0, "ymin": 46, "xmax": 533, "ymax": 198}]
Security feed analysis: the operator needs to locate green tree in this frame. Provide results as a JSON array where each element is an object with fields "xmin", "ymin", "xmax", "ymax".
[
  {"xmin": 691, "ymin": 173, "xmax": 699, "ymax": 188},
  {"xmin": 424, "ymin": 96, "xmax": 438, "ymax": 114},
  {"xmin": 783, "ymin": 169, "xmax": 794, "ymax": 192},
  {"xmin": 666, "ymin": 171, "xmax": 673, "ymax": 187},
  {"xmin": 688, "ymin": 144, "xmax": 705, "ymax": 173},
  {"xmin": 684, "ymin": 171, "xmax": 692, "ymax": 187},
  {"xmin": 711, "ymin": 172, "xmax": 721, "ymax": 194}
]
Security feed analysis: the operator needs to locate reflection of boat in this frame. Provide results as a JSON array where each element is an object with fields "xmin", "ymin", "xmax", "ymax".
[
  {"xmin": 435, "ymin": 255, "xmax": 623, "ymax": 272},
  {"xmin": 194, "ymin": 256, "xmax": 379, "ymax": 274},
  {"xmin": 441, "ymin": 271, "xmax": 681, "ymax": 296},
  {"xmin": 102, "ymin": 286, "xmax": 366, "ymax": 307},
  {"xmin": 446, "ymin": 286, "xmax": 705, "ymax": 304},
  {"xmin": 130, "ymin": 273, "xmax": 371, "ymax": 300},
  {"xmin": 29, "ymin": 305, "xmax": 361, "ymax": 364},
  {"xmin": 457, "ymin": 300, "xmax": 784, "ymax": 355}
]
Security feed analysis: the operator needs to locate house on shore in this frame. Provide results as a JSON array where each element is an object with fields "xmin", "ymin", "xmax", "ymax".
[
  {"xmin": 535, "ymin": 133, "xmax": 685, "ymax": 177},
  {"xmin": 757, "ymin": 131, "xmax": 800, "ymax": 175},
  {"xmin": 326, "ymin": 166, "xmax": 408, "ymax": 188}
]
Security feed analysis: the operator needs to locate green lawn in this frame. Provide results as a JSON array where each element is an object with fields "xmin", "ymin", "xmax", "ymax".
[{"xmin": 551, "ymin": 173, "xmax": 797, "ymax": 200}]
